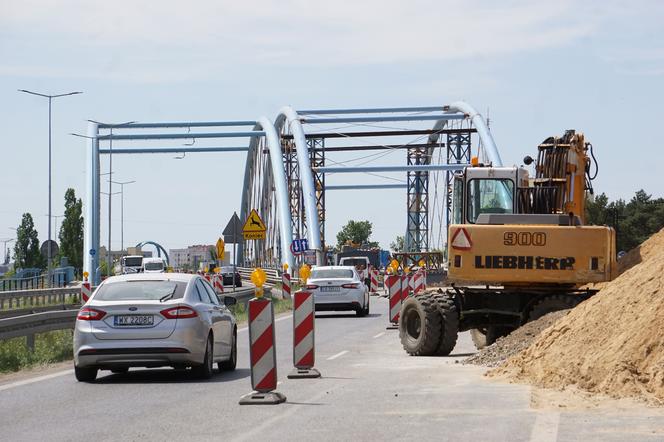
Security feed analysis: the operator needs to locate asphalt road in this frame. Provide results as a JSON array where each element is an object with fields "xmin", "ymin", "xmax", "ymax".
[{"xmin": 1, "ymin": 296, "xmax": 663, "ymax": 441}]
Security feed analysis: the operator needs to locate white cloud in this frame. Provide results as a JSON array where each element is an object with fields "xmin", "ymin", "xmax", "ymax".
[{"xmin": 0, "ymin": 0, "xmax": 599, "ymax": 79}]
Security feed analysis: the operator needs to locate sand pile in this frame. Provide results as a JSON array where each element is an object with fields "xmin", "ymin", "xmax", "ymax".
[{"xmin": 491, "ymin": 227, "xmax": 664, "ymax": 404}]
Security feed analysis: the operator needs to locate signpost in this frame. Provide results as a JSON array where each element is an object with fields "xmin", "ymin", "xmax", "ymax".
[{"xmin": 223, "ymin": 212, "xmax": 242, "ymax": 293}]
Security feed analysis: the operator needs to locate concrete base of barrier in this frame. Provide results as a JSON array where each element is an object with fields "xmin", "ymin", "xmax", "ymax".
[
  {"xmin": 287, "ymin": 368, "xmax": 321, "ymax": 379},
  {"xmin": 386, "ymin": 324, "xmax": 398, "ymax": 330},
  {"xmin": 239, "ymin": 391, "xmax": 287, "ymax": 405}
]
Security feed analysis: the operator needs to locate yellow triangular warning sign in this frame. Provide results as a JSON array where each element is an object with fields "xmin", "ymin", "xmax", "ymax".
[{"xmin": 243, "ymin": 209, "xmax": 266, "ymax": 233}]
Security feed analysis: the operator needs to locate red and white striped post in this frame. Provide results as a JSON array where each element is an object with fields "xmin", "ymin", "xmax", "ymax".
[
  {"xmin": 213, "ymin": 274, "xmax": 224, "ymax": 294},
  {"xmin": 239, "ymin": 296, "xmax": 287, "ymax": 405},
  {"xmin": 81, "ymin": 274, "xmax": 91, "ymax": 303},
  {"xmin": 288, "ymin": 290, "xmax": 321, "ymax": 378},
  {"xmin": 282, "ymin": 272, "xmax": 291, "ymax": 300},
  {"xmin": 385, "ymin": 274, "xmax": 401, "ymax": 329},
  {"xmin": 369, "ymin": 267, "xmax": 379, "ymax": 293},
  {"xmin": 413, "ymin": 270, "xmax": 424, "ymax": 295},
  {"xmin": 401, "ymin": 274, "xmax": 411, "ymax": 300}
]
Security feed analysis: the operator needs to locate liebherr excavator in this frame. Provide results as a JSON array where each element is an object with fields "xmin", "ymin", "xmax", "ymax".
[{"xmin": 399, "ymin": 130, "xmax": 616, "ymax": 355}]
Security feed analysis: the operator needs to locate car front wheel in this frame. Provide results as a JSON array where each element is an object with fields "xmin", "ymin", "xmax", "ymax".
[
  {"xmin": 192, "ymin": 335, "xmax": 214, "ymax": 379},
  {"xmin": 219, "ymin": 329, "xmax": 237, "ymax": 371}
]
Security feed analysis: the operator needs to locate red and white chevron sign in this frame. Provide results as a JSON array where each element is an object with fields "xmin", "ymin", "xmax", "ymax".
[
  {"xmin": 293, "ymin": 291, "xmax": 315, "ymax": 368},
  {"xmin": 248, "ymin": 298, "xmax": 278, "ymax": 392}
]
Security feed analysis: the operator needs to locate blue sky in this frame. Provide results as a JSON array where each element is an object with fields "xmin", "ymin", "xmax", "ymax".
[{"xmin": 1, "ymin": 0, "xmax": 663, "ymax": 254}]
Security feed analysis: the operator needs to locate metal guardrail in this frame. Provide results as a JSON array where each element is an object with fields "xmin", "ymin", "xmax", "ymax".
[
  {"xmin": 236, "ymin": 267, "xmax": 281, "ymax": 285},
  {"xmin": 0, "ymin": 285, "xmax": 266, "ymax": 347}
]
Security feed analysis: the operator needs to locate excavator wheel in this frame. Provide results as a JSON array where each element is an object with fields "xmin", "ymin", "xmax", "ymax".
[
  {"xmin": 528, "ymin": 295, "xmax": 582, "ymax": 322},
  {"xmin": 430, "ymin": 292, "xmax": 459, "ymax": 355},
  {"xmin": 399, "ymin": 293, "xmax": 442, "ymax": 356},
  {"xmin": 469, "ymin": 327, "xmax": 514, "ymax": 350}
]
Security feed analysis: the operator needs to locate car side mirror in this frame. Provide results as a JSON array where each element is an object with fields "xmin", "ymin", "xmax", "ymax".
[{"xmin": 224, "ymin": 296, "xmax": 237, "ymax": 307}]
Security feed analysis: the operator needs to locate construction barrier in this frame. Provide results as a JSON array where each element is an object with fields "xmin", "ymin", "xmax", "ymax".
[
  {"xmin": 81, "ymin": 279, "xmax": 91, "ymax": 302},
  {"xmin": 385, "ymin": 275, "xmax": 401, "ymax": 328},
  {"xmin": 239, "ymin": 297, "xmax": 286, "ymax": 405},
  {"xmin": 282, "ymin": 272, "xmax": 291, "ymax": 299},
  {"xmin": 369, "ymin": 268, "xmax": 379, "ymax": 293},
  {"xmin": 204, "ymin": 274, "xmax": 211, "ymax": 283},
  {"xmin": 288, "ymin": 290, "xmax": 320, "ymax": 378},
  {"xmin": 213, "ymin": 274, "xmax": 224, "ymax": 293},
  {"xmin": 413, "ymin": 270, "xmax": 425, "ymax": 295},
  {"xmin": 403, "ymin": 274, "xmax": 412, "ymax": 299}
]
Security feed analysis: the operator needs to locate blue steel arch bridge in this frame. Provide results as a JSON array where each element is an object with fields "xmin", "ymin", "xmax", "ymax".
[{"xmin": 82, "ymin": 103, "xmax": 502, "ymax": 284}]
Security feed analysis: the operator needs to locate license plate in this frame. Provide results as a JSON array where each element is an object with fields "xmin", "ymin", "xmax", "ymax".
[
  {"xmin": 114, "ymin": 315, "xmax": 154, "ymax": 326},
  {"xmin": 320, "ymin": 286, "xmax": 340, "ymax": 292}
]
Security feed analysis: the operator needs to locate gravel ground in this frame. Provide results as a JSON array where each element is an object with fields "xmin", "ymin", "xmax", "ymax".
[{"xmin": 464, "ymin": 310, "xmax": 570, "ymax": 367}]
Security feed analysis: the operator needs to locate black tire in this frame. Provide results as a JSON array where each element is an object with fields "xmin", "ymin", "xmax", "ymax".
[
  {"xmin": 74, "ymin": 365, "xmax": 98, "ymax": 382},
  {"xmin": 364, "ymin": 295, "xmax": 370, "ymax": 315},
  {"xmin": 399, "ymin": 293, "xmax": 442, "ymax": 356},
  {"xmin": 356, "ymin": 304, "xmax": 367, "ymax": 317},
  {"xmin": 430, "ymin": 292, "xmax": 459, "ymax": 356},
  {"xmin": 528, "ymin": 295, "xmax": 581, "ymax": 322},
  {"xmin": 192, "ymin": 335, "xmax": 214, "ymax": 379},
  {"xmin": 469, "ymin": 326, "xmax": 512, "ymax": 349},
  {"xmin": 218, "ymin": 329, "xmax": 237, "ymax": 371},
  {"xmin": 111, "ymin": 368, "xmax": 129, "ymax": 375}
]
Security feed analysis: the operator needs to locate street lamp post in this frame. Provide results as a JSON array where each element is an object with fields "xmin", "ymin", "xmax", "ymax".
[
  {"xmin": 109, "ymin": 180, "xmax": 136, "ymax": 253},
  {"xmin": 18, "ymin": 89, "xmax": 82, "ymax": 286},
  {"xmin": 1, "ymin": 238, "xmax": 15, "ymax": 264}
]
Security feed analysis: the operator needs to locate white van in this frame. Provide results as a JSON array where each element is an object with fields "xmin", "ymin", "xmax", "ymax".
[{"xmin": 142, "ymin": 257, "xmax": 166, "ymax": 273}]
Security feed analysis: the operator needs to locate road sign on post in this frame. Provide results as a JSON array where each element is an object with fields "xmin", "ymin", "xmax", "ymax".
[
  {"xmin": 222, "ymin": 213, "xmax": 242, "ymax": 244},
  {"xmin": 215, "ymin": 238, "xmax": 225, "ymax": 261},
  {"xmin": 242, "ymin": 209, "xmax": 266, "ymax": 240},
  {"xmin": 290, "ymin": 238, "xmax": 309, "ymax": 255}
]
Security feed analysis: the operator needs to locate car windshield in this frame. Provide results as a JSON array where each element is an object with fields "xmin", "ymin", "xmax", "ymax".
[
  {"xmin": 94, "ymin": 280, "xmax": 186, "ymax": 301},
  {"xmin": 310, "ymin": 269, "xmax": 354, "ymax": 279},
  {"xmin": 144, "ymin": 262, "xmax": 164, "ymax": 271},
  {"xmin": 340, "ymin": 259, "xmax": 367, "ymax": 267},
  {"xmin": 123, "ymin": 257, "xmax": 143, "ymax": 267}
]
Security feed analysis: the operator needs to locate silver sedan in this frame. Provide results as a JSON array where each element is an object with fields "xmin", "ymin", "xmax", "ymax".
[{"xmin": 73, "ymin": 273, "xmax": 237, "ymax": 382}]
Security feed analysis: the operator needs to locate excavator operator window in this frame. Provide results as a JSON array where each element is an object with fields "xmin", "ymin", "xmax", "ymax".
[{"xmin": 467, "ymin": 179, "xmax": 514, "ymax": 223}]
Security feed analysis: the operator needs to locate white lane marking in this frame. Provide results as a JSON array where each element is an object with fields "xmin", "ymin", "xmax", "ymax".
[
  {"xmin": 373, "ymin": 332, "xmax": 385, "ymax": 339},
  {"xmin": 529, "ymin": 412, "xmax": 560, "ymax": 442},
  {"xmin": 0, "ymin": 369, "xmax": 72, "ymax": 392},
  {"xmin": 238, "ymin": 314, "xmax": 292, "ymax": 333},
  {"xmin": 327, "ymin": 350, "xmax": 349, "ymax": 361}
]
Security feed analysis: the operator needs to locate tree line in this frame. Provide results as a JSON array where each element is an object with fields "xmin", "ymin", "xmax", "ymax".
[{"xmin": 10, "ymin": 188, "xmax": 84, "ymax": 273}]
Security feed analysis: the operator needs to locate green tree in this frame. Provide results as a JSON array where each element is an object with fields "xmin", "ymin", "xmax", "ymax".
[
  {"xmin": 13, "ymin": 213, "xmax": 45, "ymax": 269},
  {"xmin": 336, "ymin": 220, "xmax": 378, "ymax": 249},
  {"xmin": 58, "ymin": 188, "xmax": 84, "ymax": 272},
  {"xmin": 585, "ymin": 190, "xmax": 664, "ymax": 252},
  {"xmin": 390, "ymin": 235, "xmax": 404, "ymax": 252}
]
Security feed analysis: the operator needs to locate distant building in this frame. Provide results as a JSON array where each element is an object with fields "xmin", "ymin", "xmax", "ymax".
[{"xmin": 168, "ymin": 244, "xmax": 228, "ymax": 270}]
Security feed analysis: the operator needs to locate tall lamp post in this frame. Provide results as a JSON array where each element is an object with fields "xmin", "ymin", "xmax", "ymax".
[
  {"xmin": 1, "ymin": 238, "xmax": 15, "ymax": 265},
  {"xmin": 18, "ymin": 89, "xmax": 82, "ymax": 286},
  {"xmin": 88, "ymin": 120, "xmax": 135, "ymax": 275},
  {"xmin": 109, "ymin": 180, "xmax": 136, "ymax": 253}
]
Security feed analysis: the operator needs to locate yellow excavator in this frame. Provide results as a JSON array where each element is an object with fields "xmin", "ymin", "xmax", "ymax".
[{"xmin": 399, "ymin": 130, "xmax": 616, "ymax": 355}]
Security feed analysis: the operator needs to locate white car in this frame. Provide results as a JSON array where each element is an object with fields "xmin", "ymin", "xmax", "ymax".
[
  {"xmin": 143, "ymin": 257, "xmax": 166, "ymax": 273},
  {"xmin": 305, "ymin": 266, "xmax": 369, "ymax": 316}
]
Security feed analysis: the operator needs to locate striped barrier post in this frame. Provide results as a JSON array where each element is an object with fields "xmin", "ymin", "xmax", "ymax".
[
  {"xmin": 413, "ymin": 270, "xmax": 424, "ymax": 295},
  {"xmin": 213, "ymin": 274, "xmax": 224, "ymax": 294},
  {"xmin": 239, "ymin": 297, "xmax": 286, "ymax": 405},
  {"xmin": 402, "ymin": 274, "xmax": 411, "ymax": 300},
  {"xmin": 204, "ymin": 274, "xmax": 211, "ymax": 283},
  {"xmin": 81, "ymin": 279, "xmax": 92, "ymax": 303},
  {"xmin": 385, "ymin": 275, "xmax": 401, "ymax": 329},
  {"xmin": 282, "ymin": 272, "xmax": 291, "ymax": 300},
  {"xmin": 370, "ymin": 268, "xmax": 379, "ymax": 294},
  {"xmin": 288, "ymin": 290, "xmax": 321, "ymax": 378}
]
